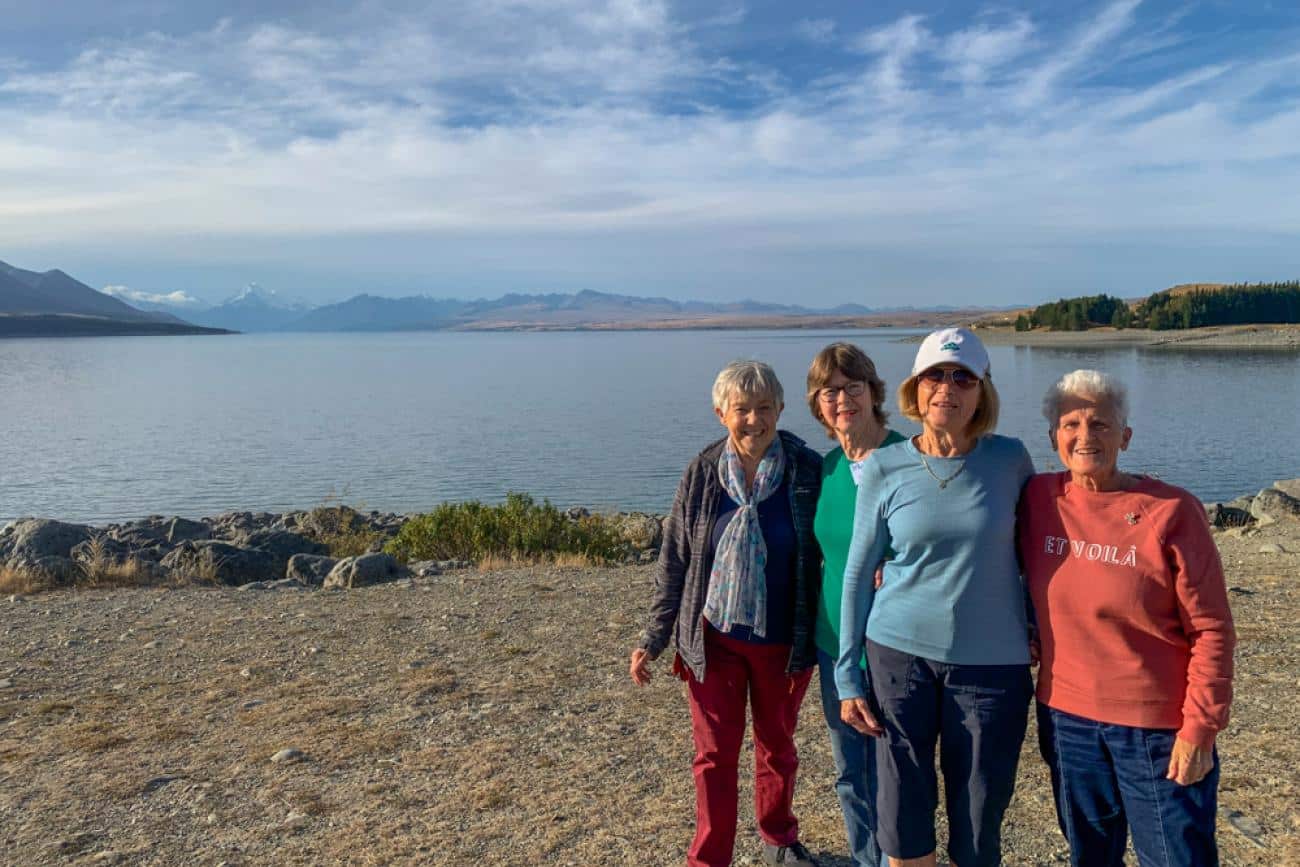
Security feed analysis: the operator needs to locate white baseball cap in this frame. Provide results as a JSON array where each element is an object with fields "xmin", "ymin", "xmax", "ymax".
[{"xmin": 911, "ymin": 327, "xmax": 990, "ymax": 378}]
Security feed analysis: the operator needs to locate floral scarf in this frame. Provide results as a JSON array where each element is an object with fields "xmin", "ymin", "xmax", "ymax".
[{"xmin": 703, "ymin": 436, "xmax": 786, "ymax": 638}]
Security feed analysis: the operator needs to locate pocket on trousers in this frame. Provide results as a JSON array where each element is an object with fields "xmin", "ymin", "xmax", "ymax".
[
  {"xmin": 865, "ymin": 641, "xmax": 921, "ymax": 702},
  {"xmin": 948, "ymin": 665, "xmax": 1032, "ymax": 720}
]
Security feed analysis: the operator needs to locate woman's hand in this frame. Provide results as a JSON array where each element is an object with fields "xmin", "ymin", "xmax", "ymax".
[
  {"xmin": 1166, "ymin": 737, "xmax": 1214, "ymax": 786},
  {"xmin": 629, "ymin": 648, "xmax": 652, "ymax": 686},
  {"xmin": 840, "ymin": 698, "xmax": 884, "ymax": 737}
]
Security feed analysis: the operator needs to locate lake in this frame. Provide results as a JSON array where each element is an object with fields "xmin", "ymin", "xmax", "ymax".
[{"xmin": 2, "ymin": 329, "xmax": 1297, "ymax": 524}]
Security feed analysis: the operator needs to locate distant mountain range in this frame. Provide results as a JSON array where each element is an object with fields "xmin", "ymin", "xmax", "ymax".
[
  {"xmin": 113, "ymin": 285, "xmax": 973, "ymax": 333},
  {"xmin": 2, "ymin": 257, "xmax": 1007, "ymax": 337},
  {"xmin": 0, "ymin": 261, "xmax": 229, "ymax": 337}
]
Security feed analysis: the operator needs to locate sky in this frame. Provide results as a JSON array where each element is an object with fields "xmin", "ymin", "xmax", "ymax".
[{"xmin": 2, "ymin": 0, "xmax": 1299, "ymax": 308}]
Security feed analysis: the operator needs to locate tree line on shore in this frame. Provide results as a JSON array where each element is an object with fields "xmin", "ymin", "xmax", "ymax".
[{"xmin": 1013, "ymin": 281, "xmax": 1300, "ymax": 331}]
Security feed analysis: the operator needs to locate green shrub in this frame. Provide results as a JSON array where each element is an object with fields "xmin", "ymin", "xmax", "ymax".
[
  {"xmin": 385, "ymin": 493, "xmax": 627, "ymax": 565},
  {"xmin": 305, "ymin": 505, "xmax": 386, "ymax": 558}
]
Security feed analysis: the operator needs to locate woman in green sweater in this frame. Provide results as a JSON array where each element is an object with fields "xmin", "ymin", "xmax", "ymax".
[{"xmin": 806, "ymin": 343, "xmax": 905, "ymax": 867}]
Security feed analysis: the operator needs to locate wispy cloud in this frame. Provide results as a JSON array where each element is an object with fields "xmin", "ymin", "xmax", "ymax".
[
  {"xmin": 941, "ymin": 15, "xmax": 1034, "ymax": 86},
  {"xmin": 853, "ymin": 14, "xmax": 932, "ymax": 104},
  {"xmin": 0, "ymin": 1, "xmax": 1297, "ymax": 302},
  {"xmin": 1016, "ymin": 0, "xmax": 1143, "ymax": 107}
]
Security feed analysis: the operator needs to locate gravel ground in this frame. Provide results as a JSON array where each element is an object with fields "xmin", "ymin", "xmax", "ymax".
[{"xmin": 1, "ymin": 521, "xmax": 1296, "ymax": 866}]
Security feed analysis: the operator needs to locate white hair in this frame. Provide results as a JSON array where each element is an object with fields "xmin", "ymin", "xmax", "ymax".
[
  {"xmin": 1042, "ymin": 369, "xmax": 1129, "ymax": 426},
  {"xmin": 712, "ymin": 360, "xmax": 784, "ymax": 411}
]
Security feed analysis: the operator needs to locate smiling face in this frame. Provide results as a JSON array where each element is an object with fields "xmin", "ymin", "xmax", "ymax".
[
  {"xmin": 716, "ymin": 390, "xmax": 782, "ymax": 460},
  {"xmin": 818, "ymin": 369, "xmax": 876, "ymax": 440},
  {"xmin": 1051, "ymin": 394, "xmax": 1132, "ymax": 483},
  {"xmin": 915, "ymin": 364, "xmax": 980, "ymax": 435}
]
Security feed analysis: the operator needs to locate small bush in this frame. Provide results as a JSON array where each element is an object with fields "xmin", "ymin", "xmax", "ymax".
[
  {"xmin": 385, "ymin": 493, "xmax": 627, "ymax": 565},
  {"xmin": 304, "ymin": 505, "xmax": 386, "ymax": 558}
]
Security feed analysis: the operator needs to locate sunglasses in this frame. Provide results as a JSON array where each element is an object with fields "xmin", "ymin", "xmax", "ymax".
[{"xmin": 918, "ymin": 367, "xmax": 980, "ymax": 389}]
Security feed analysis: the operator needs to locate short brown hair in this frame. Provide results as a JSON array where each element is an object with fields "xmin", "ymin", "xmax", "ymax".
[
  {"xmin": 897, "ymin": 371, "xmax": 1001, "ymax": 439},
  {"xmin": 806, "ymin": 343, "xmax": 889, "ymax": 438}
]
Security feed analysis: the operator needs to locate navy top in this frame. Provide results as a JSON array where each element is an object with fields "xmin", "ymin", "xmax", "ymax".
[{"xmin": 706, "ymin": 476, "xmax": 797, "ymax": 645}]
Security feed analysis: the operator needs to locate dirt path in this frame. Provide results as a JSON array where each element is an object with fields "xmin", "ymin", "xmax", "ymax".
[{"xmin": 1, "ymin": 522, "xmax": 1296, "ymax": 865}]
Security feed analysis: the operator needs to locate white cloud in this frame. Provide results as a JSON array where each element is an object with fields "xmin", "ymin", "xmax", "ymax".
[
  {"xmin": 941, "ymin": 16, "xmax": 1034, "ymax": 86},
  {"xmin": 1, "ymin": 1, "xmax": 1298, "ymax": 301},
  {"xmin": 1016, "ymin": 0, "xmax": 1143, "ymax": 107},
  {"xmin": 102, "ymin": 285, "xmax": 207, "ymax": 307},
  {"xmin": 853, "ymin": 14, "xmax": 932, "ymax": 104}
]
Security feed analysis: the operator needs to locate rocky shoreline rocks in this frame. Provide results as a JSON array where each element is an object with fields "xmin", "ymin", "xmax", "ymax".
[
  {"xmin": 0, "ymin": 505, "xmax": 668, "ymax": 593},
  {"xmin": 5, "ymin": 481, "xmax": 1297, "ymax": 595}
]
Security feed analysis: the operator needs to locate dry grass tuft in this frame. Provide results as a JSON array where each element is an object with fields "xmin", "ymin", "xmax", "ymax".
[
  {"xmin": 0, "ymin": 565, "xmax": 50, "ymax": 595},
  {"xmin": 476, "ymin": 551, "xmax": 608, "ymax": 570},
  {"xmin": 32, "ymin": 700, "xmax": 75, "ymax": 716},
  {"xmin": 76, "ymin": 538, "xmax": 161, "ymax": 588},
  {"xmin": 58, "ymin": 721, "xmax": 132, "ymax": 753}
]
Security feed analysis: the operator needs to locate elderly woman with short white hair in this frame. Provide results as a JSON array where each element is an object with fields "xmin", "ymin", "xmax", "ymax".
[
  {"xmin": 1019, "ymin": 369, "xmax": 1236, "ymax": 867},
  {"xmin": 630, "ymin": 360, "xmax": 825, "ymax": 867}
]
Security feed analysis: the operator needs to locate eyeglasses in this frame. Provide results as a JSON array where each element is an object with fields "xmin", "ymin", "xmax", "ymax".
[
  {"xmin": 817, "ymin": 381, "xmax": 867, "ymax": 402},
  {"xmin": 918, "ymin": 367, "xmax": 980, "ymax": 389}
]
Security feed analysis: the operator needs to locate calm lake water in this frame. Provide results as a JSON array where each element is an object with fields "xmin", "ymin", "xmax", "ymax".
[{"xmin": 1, "ymin": 329, "xmax": 1297, "ymax": 524}]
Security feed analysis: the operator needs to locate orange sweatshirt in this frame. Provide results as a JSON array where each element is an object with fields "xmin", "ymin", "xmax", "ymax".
[{"xmin": 1018, "ymin": 472, "xmax": 1235, "ymax": 748}]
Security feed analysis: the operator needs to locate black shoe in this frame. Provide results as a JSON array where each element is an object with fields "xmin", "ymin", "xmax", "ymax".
[{"xmin": 762, "ymin": 841, "xmax": 819, "ymax": 866}]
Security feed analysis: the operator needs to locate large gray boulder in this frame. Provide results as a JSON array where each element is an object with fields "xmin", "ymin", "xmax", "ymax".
[
  {"xmin": 160, "ymin": 541, "xmax": 280, "ymax": 585},
  {"xmin": 323, "ymin": 553, "xmax": 405, "ymax": 589},
  {"xmin": 285, "ymin": 553, "xmax": 337, "ymax": 586},
  {"xmin": 0, "ymin": 519, "xmax": 94, "ymax": 562},
  {"xmin": 166, "ymin": 517, "xmax": 211, "ymax": 544},
  {"xmin": 234, "ymin": 529, "xmax": 328, "ymax": 575},
  {"xmin": 1274, "ymin": 478, "xmax": 1300, "ymax": 500},
  {"xmin": 104, "ymin": 517, "xmax": 170, "ymax": 549},
  {"xmin": 70, "ymin": 536, "xmax": 155, "ymax": 566},
  {"xmin": 1250, "ymin": 488, "xmax": 1300, "ymax": 524}
]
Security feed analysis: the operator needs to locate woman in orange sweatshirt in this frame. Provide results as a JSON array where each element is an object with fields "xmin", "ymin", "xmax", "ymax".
[{"xmin": 1019, "ymin": 369, "xmax": 1235, "ymax": 867}]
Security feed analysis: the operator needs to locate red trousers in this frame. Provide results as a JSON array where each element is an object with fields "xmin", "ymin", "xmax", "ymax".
[{"xmin": 683, "ymin": 629, "xmax": 813, "ymax": 867}]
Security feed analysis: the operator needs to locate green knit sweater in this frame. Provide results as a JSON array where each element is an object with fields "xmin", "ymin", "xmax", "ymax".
[{"xmin": 812, "ymin": 431, "xmax": 906, "ymax": 658}]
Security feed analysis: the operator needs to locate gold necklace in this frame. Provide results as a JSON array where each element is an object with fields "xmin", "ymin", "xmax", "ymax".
[{"xmin": 917, "ymin": 451, "xmax": 966, "ymax": 489}]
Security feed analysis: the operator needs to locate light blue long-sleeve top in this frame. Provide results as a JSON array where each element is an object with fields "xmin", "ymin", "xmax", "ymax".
[{"xmin": 834, "ymin": 434, "xmax": 1035, "ymax": 701}]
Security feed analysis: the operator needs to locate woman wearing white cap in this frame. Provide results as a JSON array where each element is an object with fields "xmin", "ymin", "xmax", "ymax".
[{"xmin": 834, "ymin": 327, "xmax": 1036, "ymax": 867}]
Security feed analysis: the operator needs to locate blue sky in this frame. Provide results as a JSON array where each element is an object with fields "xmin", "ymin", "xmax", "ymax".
[{"xmin": 2, "ymin": 0, "xmax": 1299, "ymax": 307}]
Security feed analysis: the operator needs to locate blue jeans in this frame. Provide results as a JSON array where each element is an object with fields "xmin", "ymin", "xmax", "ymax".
[
  {"xmin": 1037, "ymin": 703, "xmax": 1220, "ymax": 867},
  {"xmin": 817, "ymin": 650, "xmax": 881, "ymax": 867}
]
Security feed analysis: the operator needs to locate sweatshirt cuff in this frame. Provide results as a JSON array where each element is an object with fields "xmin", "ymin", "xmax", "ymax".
[
  {"xmin": 834, "ymin": 674, "xmax": 864, "ymax": 701},
  {"xmin": 1177, "ymin": 722, "xmax": 1218, "ymax": 751}
]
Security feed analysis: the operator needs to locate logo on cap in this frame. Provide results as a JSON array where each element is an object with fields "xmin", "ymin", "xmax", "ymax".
[{"xmin": 940, "ymin": 341, "xmax": 960, "ymax": 351}]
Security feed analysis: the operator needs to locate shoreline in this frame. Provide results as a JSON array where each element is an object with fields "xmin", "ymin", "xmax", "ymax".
[{"xmin": 952, "ymin": 323, "xmax": 1300, "ymax": 350}]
